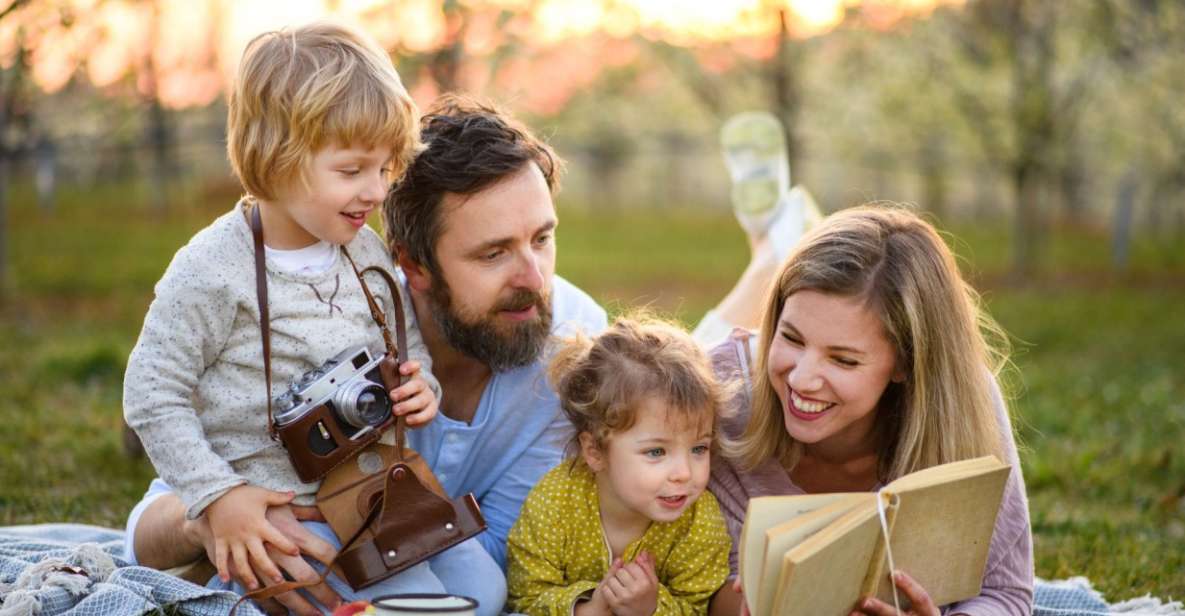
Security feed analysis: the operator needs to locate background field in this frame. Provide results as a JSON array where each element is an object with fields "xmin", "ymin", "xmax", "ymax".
[{"xmin": 0, "ymin": 185, "xmax": 1182, "ymax": 600}]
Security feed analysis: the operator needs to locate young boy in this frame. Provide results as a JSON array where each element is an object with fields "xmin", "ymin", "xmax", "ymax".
[{"xmin": 123, "ymin": 22, "xmax": 505, "ymax": 614}]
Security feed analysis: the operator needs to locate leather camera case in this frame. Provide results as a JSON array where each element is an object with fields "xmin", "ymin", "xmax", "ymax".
[{"xmin": 316, "ymin": 436, "xmax": 486, "ymax": 590}]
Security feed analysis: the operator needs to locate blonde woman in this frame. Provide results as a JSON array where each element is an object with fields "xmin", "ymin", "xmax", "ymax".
[{"xmin": 708, "ymin": 206, "xmax": 1032, "ymax": 616}]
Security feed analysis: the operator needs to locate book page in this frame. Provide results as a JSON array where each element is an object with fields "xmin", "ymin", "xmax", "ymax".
[
  {"xmin": 771, "ymin": 502, "xmax": 882, "ymax": 616},
  {"xmin": 752, "ymin": 496, "xmax": 865, "ymax": 616},
  {"xmin": 884, "ymin": 456, "xmax": 998, "ymax": 491},
  {"xmin": 873, "ymin": 456, "xmax": 1011, "ymax": 606},
  {"xmin": 740, "ymin": 493, "xmax": 856, "ymax": 616}
]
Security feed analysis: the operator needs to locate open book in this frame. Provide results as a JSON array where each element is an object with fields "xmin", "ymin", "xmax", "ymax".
[{"xmin": 740, "ymin": 455, "xmax": 1010, "ymax": 616}]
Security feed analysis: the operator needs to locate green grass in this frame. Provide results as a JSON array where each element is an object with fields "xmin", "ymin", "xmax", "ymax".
[
  {"xmin": 991, "ymin": 289, "xmax": 1185, "ymax": 597},
  {"xmin": 2, "ymin": 187, "xmax": 1183, "ymax": 602}
]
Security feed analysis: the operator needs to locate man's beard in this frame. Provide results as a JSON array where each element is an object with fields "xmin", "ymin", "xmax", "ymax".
[{"xmin": 426, "ymin": 279, "xmax": 553, "ymax": 372}]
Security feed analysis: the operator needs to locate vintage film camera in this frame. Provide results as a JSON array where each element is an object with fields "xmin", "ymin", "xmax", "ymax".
[{"xmin": 273, "ymin": 346, "xmax": 396, "ymax": 482}]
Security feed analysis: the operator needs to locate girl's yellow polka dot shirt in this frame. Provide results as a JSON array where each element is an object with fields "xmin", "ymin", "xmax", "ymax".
[{"xmin": 507, "ymin": 462, "xmax": 731, "ymax": 615}]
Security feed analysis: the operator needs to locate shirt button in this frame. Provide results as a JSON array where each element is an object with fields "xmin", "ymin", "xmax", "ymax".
[
  {"xmin": 446, "ymin": 433, "xmax": 460, "ymax": 443},
  {"xmin": 438, "ymin": 473, "xmax": 448, "ymax": 482}
]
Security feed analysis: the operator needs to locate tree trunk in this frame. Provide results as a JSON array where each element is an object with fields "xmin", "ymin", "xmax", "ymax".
[
  {"xmin": 0, "ymin": 45, "xmax": 21, "ymax": 299},
  {"xmin": 142, "ymin": 3, "xmax": 172, "ymax": 211},
  {"xmin": 1058, "ymin": 139, "xmax": 1087, "ymax": 221},
  {"xmin": 0, "ymin": 151, "xmax": 8, "ymax": 298},
  {"xmin": 920, "ymin": 135, "xmax": 949, "ymax": 220},
  {"xmin": 1111, "ymin": 170, "xmax": 1138, "ymax": 271},
  {"xmin": 429, "ymin": 3, "xmax": 467, "ymax": 93},
  {"xmin": 145, "ymin": 98, "xmax": 172, "ymax": 211},
  {"xmin": 1011, "ymin": 163, "xmax": 1041, "ymax": 278},
  {"xmin": 771, "ymin": 9, "xmax": 801, "ymax": 182}
]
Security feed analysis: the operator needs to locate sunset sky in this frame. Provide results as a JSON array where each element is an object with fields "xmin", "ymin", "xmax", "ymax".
[{"xmin": 0, "ymin": 0, "xmax": 951, "ymax": 110}]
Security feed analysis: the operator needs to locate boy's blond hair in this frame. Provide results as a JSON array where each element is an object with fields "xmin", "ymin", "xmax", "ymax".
[{"xmin": 227, "ymin": 22, "xmax": 421, "ymax": 201}]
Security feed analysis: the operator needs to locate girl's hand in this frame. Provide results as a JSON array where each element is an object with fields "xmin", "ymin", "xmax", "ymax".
[
  {"xmin": 849, "ymin": 571, "xmax": 939, "ymax": 616},
  {"xmin": 203, "ymin": 485, "xmax": 299, "ymax": 589},
  {"xmin": 390, "ymin": 361, "xmax": 438, "ymax": 427},
  {"xmin": 603, "ymin": 551, "xmax": 660, "ymax": 616},
  {"xmin": 575, "ymin": 587, "xmax": 612, "ymax": 616},
  {"xmin": 578, "ymin": 559, "xmax": 621, "ymax": 616}
]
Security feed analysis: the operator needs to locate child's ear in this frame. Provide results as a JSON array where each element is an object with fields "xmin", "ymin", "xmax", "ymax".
[
  {"xmin": 579, "ymin": 432, "xmax": 606, "ymax": 472},
  {"xmin": 396, "ymin": 248, "xmax": 432, "ymax": 292},
  {"xmin": 891, "ymin": 366, "xmax": 907, "ymax": 384}
]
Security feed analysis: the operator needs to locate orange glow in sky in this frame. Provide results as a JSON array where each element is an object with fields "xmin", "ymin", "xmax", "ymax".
[{"xmin": 0, "ymin": 0, "xmax": 946, "ymax": 109}]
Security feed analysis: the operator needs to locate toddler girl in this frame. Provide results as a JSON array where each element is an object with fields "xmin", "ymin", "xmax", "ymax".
[{"xmin": 507, "ymin": 315, "xmax": 731, "ymax": 616}]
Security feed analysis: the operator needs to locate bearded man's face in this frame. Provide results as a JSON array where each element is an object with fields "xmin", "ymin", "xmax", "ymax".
[{"xmin": 425, "ymin": 163, "xmax": 557, "ymax": 370}]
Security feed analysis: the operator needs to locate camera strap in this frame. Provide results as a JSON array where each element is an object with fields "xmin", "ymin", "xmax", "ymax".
[
  {"xmin": 246, "ymin": 205, "xmax": 483, "ymax": 601},
  {"xmin": 249, "ymin": 203, "xmax": 279, "ymax": 442},
  {"xmin": 340, "ymin": 251, "xmax": 412, "ymax": 455},
  {"xmin": 249, "ymin": 201, "xmax": 415, "ymax": 450}
]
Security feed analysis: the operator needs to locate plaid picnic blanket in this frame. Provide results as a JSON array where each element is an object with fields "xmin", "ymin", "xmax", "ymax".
[
  {"xmin": 1035, "ymin": 576, "xmax": 1184, "ymax": 616},
  {"xmin": 1, "ymin": 524, "xmax": 1181, "ymax": 615},
  {"xmin": 0, "ymin": 524, "xmax": 261, "ymax": 616}
]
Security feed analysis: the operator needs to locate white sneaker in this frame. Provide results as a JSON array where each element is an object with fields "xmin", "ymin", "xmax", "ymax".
[
  {"xmin": 720, "ymin": 111, "xmax": 790, "ymax": 237},
  {"xmin": 720, "ymin": 111, "xmax": 822, "ymax": 262},
  {"xmin": 766, "ymin": 185, "xmax": 823, "ymax": 262}
]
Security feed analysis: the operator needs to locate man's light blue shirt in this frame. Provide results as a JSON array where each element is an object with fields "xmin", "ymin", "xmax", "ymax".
[{"xmin": 407, "ymin": 275, "xmax": 607, "ymax": 569}]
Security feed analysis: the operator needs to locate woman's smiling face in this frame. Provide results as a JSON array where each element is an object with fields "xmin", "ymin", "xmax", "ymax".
[{"xmin": 766, "ymin": 290, "xmax": 903, "ymax": 453}]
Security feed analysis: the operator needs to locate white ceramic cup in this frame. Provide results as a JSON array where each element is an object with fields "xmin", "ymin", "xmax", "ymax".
[{"xmin": 372, "ymin": 594, "xmax": 479, "ymax": 616}]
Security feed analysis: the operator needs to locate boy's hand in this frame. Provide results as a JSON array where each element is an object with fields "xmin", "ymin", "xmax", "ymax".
[
  {"xmin": 259, "ymin": 505, "xmax": 341, "ymax": 614},
  {"xmin": 198, "ymin": 504, "xmax": 341, "ymax": 616},
  {"xmin": 602, "ymin": 551, "xmax": 660, "ymax": 616},
  {"xmin": 390, "ymin": 360, "xmax": 438, "ymax": 427},
  {"xmin": 204, "ymin": 485, "xmax": 300, "ymax": 589}
]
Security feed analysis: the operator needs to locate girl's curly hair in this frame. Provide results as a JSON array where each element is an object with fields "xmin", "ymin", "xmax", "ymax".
[{"xmin": 548, "ymin": 312, "xmax": 732, "ymax": 463}]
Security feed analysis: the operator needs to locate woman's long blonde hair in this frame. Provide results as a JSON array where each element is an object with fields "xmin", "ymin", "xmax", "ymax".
[{"xmin": 733, "ymin": 205, "xmax": 1011, "ymax": 482}]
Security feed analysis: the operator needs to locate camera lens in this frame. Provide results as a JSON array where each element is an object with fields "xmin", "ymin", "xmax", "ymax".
[{"xmin": 333, "ymin": 381, "xmax": 391, "ymax": 428}]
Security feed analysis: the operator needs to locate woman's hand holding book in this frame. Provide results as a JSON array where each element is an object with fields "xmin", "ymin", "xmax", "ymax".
[{"xmin": 849, "ymin": 571, "xmax": 940, "ymax": 616}]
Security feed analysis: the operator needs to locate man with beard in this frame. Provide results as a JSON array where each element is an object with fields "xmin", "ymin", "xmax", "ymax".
[
  {"xmin": 384, "ymin": 94, "xmax": 608, "ymax": 569},
  {"xmin": 122, "ymin": 95, "xmax": 607, "ymax": 614}
]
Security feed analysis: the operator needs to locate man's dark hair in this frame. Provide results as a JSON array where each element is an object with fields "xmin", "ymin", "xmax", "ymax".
[{"xmin": 383, "ymin": 94, "xmax": 564, "ymax": 276}]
